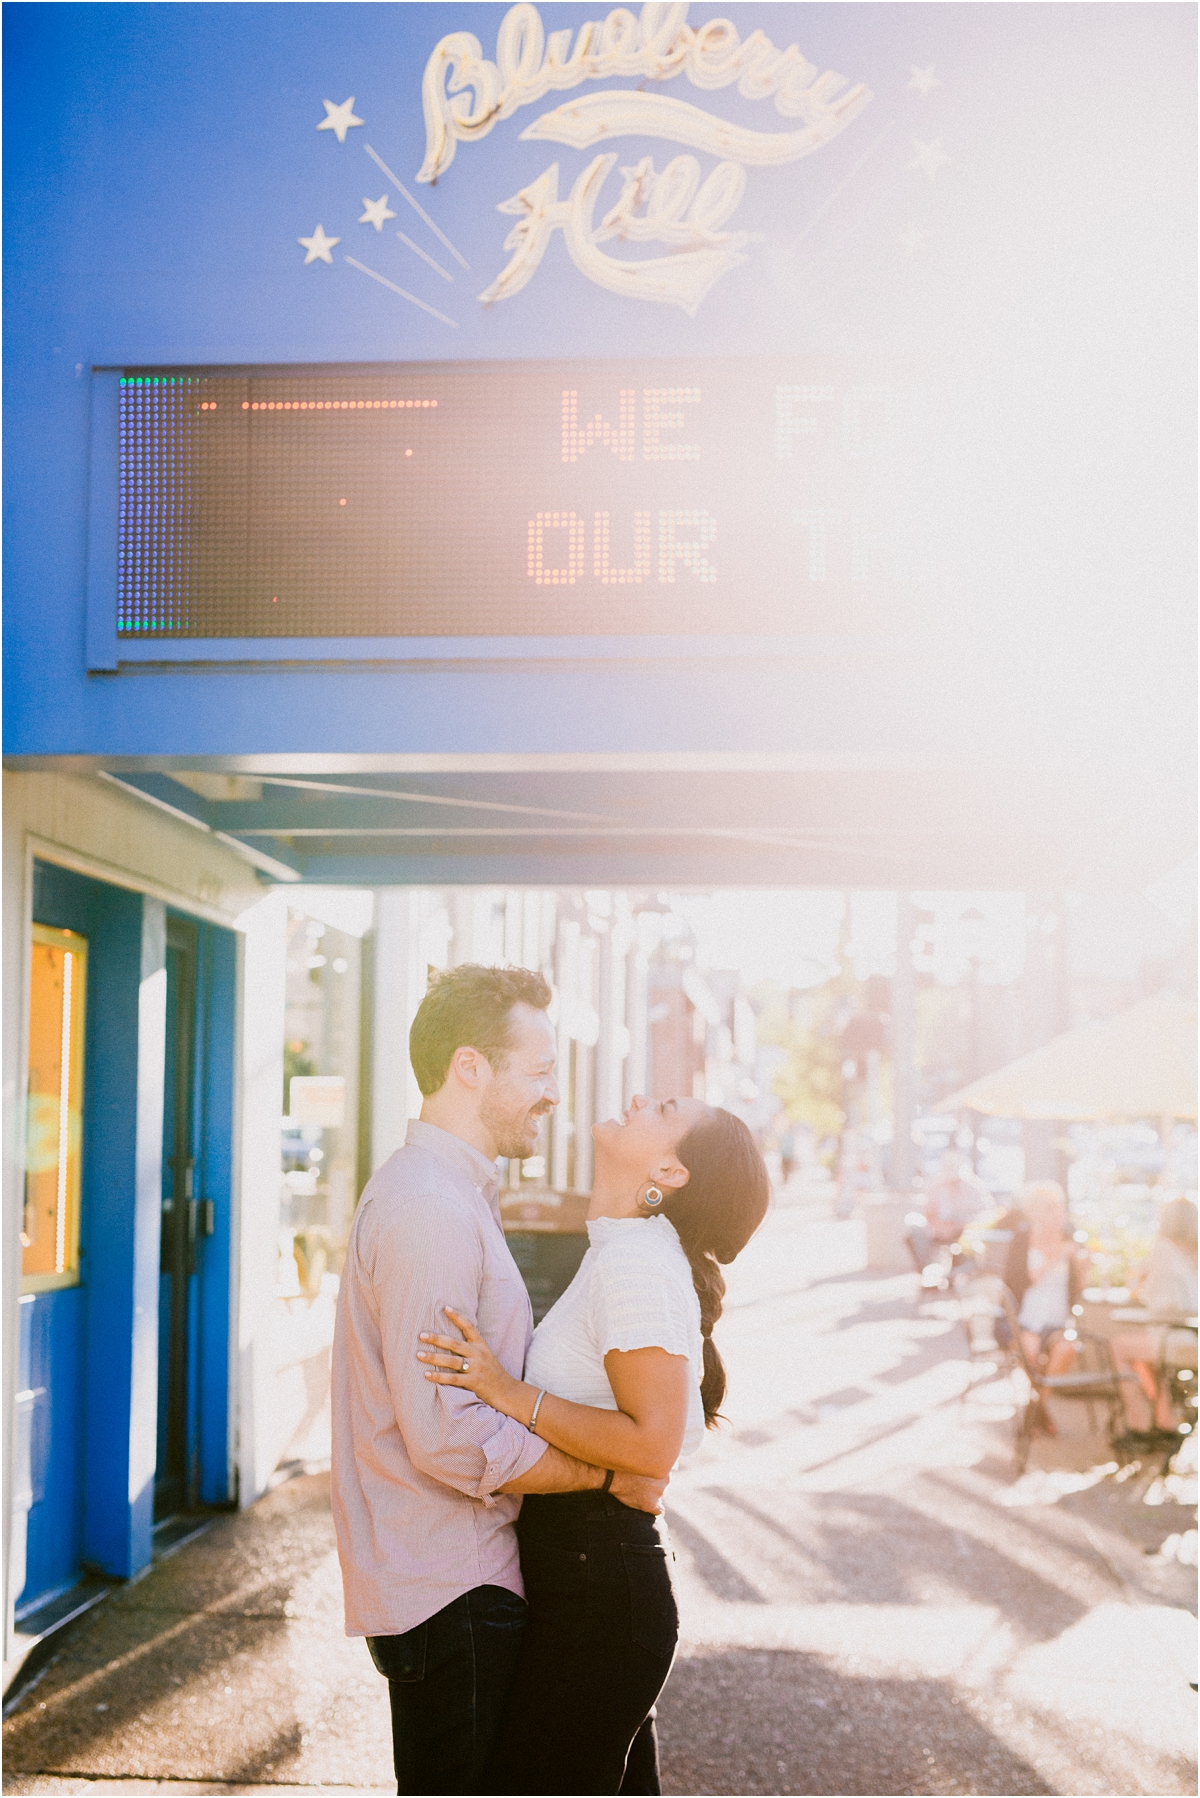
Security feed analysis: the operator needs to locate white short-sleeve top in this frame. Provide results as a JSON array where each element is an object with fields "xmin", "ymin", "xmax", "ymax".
[{"xmin": 523, "ymin": 1214, "xmax": 706, "ymax": 1463}]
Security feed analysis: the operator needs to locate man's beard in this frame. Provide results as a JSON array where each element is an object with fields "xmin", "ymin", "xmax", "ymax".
[{"xmin": 481, "ymin": 1089, "xmax": 547, "ymax": 1161}]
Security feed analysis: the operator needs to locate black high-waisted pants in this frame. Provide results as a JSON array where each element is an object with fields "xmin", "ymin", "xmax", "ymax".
[{"xmin": 487, "ymin": 1491, "xmax": 679, "ymax": 1796}]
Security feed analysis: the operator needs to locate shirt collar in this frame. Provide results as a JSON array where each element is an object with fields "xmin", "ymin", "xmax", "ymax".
[
  {"xmin": 586, "ymin": 1213, "xmax": 682, "ymax": 1252},
  {"xmin": 406, "ymin": 1118, "xmax": 501, "ymax": 1207}
]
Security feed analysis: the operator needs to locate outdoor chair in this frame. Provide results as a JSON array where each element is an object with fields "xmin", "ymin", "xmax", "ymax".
[
  {"xmin": 995, "ymin": 1284, "xmax": 1134, "ymax": 1475},
  {"xmin": 956, "ymin": 1269, "xmax": 1017, "ymax": 1372}
]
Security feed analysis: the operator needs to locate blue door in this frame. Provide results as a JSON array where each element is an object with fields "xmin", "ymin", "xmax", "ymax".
[
  {"xmin": 156, "ymin": 916, "xmax": 200, "ymax": 1519},
  {"xmin": 15, "ymin": 1289, "xmax": 85, "ymax": 1613},
  {"xmin": 155, "ymin": 911, "xmax": 235, "ymax": 1519}
]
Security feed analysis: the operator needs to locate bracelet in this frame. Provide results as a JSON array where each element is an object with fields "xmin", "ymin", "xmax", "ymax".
[
  {"xmin": 601, "ymin": 1469, "xmax": 614, "ymax": 1493},
  {"xmin": 528, "ymin": 1388, "xmax": 548, "ymax": 1435}
]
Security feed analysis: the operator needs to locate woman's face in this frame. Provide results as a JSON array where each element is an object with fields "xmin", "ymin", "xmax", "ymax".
[{"xmin": 593, "ymin": 1092, "xmax": 709, "ymax": 1181}]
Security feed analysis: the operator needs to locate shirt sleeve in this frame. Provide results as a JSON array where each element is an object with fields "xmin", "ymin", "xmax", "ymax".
[
  {"xmin": 591, "ymin": 1234, "xmax": 694, "ymax": 1360},
  {"xmin": 363, "ymin": 1198, "xmax": 548, "ymax": 1506}
]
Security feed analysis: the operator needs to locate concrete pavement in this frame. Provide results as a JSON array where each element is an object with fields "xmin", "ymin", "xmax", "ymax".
[
  {"xmin": 654, "ymin": 1198, "xmax": 1196, "ymax": 1796},
  {"xmin": 4, "ymin": 1195, "xmax": 1196, "ymax": 1795}
]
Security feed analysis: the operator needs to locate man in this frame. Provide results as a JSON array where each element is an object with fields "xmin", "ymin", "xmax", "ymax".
[
  {"xmin": 906, "ymin": 1148, "xmax": 990, "ymax": 1272},
  {"xmin": 331, "ymin": 964, "xmax": 665, "ymax": 1795}
]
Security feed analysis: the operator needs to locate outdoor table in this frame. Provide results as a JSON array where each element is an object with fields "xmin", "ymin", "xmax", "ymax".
[
  {"xmin": 1101, "ymin": 1311, "xmax": 1198, "ymax": 1434},
  {"xmin": 1108, "ymin": 1310, "xmax": 1199, "ymax": 1329}
]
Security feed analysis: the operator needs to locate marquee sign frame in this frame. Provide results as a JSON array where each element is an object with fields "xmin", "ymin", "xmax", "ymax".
[{"xmin": 86, "ymin": 353, "xmax": 924, "ymax": 669}]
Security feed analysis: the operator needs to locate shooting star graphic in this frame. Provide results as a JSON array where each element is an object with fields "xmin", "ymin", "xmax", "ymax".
[
  {"xmin": 364, "ymin": 144, "xmax": 470, "ymax": 270},
  {"xmin": 343, "ymin": 256, "xmax": 458, "ymax": 327}
]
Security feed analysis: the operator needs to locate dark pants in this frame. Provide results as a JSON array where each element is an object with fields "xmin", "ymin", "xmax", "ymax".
[
  {"xmin": 488, "ymin": 1491, "xmax": 679, "ymax": 1796},
  {"xmin": 367, "ymin": 1583, "xmax": 527, "ymax": 1795}
]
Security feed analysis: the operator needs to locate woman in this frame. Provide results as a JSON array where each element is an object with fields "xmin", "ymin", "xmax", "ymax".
[
  {"xmin": 1016, "ymin": 1181, "xmax": 1085, "ymax": 1378},
  {"xmin": 417, "ymin": 1093, "xmax": 770, "ymax": 1796},
  {"xmin": 1111, "ymin": 1196, "xmax": 1198, "ymax": 1438}
]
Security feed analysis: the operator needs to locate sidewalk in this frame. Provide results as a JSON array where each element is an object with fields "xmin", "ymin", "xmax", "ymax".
[
  {"xmin": 4, "ymin": 1198, "xmax": 1196, "ymax": 1796},
  {"xmin": 3, "ymin": 1472, "xmax": 393, "ymax": 1794}
]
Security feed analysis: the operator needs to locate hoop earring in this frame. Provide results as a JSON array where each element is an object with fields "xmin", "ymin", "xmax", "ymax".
[{"xmin": 642, "ymin": 1185, "xmax": 664, "ymax": 1209}]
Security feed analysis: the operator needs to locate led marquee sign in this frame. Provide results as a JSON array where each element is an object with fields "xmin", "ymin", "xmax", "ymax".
[{"xmin": 117, "ymin": 360, "xmax": 919, "ymax": 640}]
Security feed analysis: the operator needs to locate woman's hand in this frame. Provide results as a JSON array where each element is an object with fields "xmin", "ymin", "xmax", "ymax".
[{"xmin": 418, "ymin": 1306, "xmax": 527, "ymax": 1417}]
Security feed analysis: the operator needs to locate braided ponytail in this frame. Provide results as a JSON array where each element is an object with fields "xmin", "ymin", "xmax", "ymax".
[{"xmin": 661, "ymin": 1107, "xmax": 771, "ymax": 1426}]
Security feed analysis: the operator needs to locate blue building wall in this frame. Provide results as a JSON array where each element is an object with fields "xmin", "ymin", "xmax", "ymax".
[
  {"xmin": 19, "ymin": 863, "xmax": 236, "ymax": 1608},
  {"xmin": 4, "ymin": 3, "xmax": 1192, "ymax": 769},
  {"xmin": 28, "ymin": 863, "xmax": 153, "ymax": 1588}
]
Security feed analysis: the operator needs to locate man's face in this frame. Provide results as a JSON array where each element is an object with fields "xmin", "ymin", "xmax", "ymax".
[{"xmin": 478, "ymin": 1003, "xmax": 559, "ymax": 1160}]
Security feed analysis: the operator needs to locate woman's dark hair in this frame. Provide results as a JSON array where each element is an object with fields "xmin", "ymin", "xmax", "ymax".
[
  {"xmin": 660, "ymin": 1107, "xmax": 771, "ymax": 1427},
  {"xmin": 409, "ymin": 963, "xmax": 552, "ymax": 1096},
  {"xmin": 1159, "ymin": 1195, "xmax": 1198, "ymax": 1256}
]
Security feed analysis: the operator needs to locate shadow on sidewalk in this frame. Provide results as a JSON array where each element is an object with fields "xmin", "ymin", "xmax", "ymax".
[
  {"xmin": 658, "ymin": 1646, "xmax": 1052, "ymax": 1796},
  {"xmin": 2, "ymin": 1475, "xmax": 393, "ymax": 1793}
]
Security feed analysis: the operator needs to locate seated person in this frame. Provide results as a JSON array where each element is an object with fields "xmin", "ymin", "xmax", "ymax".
[
  {"xmin": 1111, "ymin": 1196, "xmax": 1198, "ymax": 1438},
  {"xmin": 993, "ymin": 1205, "xmax": 1032, "ymax": 1311},
  {"xmin": 1016, "ymin": 1181, "xmax": 1086, "ymax": 1376},
  {"xmin": 962, "ymin": 1204, "xmax": 1032, "ymax": 1347},
  {"xmin": 907, "ymin": 1149, "xmax": 990, "ymax": 1272}
]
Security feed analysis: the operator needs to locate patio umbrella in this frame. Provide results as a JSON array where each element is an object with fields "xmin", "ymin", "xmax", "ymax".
[{"xmin": 942, "ymin": 989, "xmax": 1197, "ymax": 1121}]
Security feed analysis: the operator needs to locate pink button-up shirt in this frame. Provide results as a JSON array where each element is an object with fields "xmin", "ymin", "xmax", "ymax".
[{"xmin": 331, "ymin": 1120, "xmax": 548, "ymax": 1636}]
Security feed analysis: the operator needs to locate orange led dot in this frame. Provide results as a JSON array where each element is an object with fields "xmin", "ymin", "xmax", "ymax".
[
  {"xmin": 339, "ymin": 498, "xmax": 347, "ymax": 505},
  {"xmin": 242, "ymin": 402, "xmax": 250, "ymax": 409},
  {"xmin": 405, "ymin": 448, "xmax": 413, "ymax": 457}
]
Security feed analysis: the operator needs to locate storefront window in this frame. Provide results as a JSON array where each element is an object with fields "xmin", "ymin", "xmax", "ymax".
[
  {"xmin": 279, "ymin": 904, "xmax": 364, "ymax": 1298},
  {"xmin": 23, "ymin": 925, "xmax": 88, "ymax": 1291}
]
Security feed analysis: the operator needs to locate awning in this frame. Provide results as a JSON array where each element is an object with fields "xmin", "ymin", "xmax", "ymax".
[{"xmin": 943, "ymin": 990, "xmax": 1197, "ymax": 1122}]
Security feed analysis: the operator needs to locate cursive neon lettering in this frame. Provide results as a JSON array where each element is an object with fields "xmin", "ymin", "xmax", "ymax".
[
  {"xmin": 480, "ymin": 156, "xmax": 748, "ymax": 314},
  {"xmin": 418, "ymin": 2, "xmax": 870, "ymax": 182}
]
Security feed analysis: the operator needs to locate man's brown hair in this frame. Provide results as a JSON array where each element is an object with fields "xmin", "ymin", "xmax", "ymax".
[{"xmin": 409, "ymin": 963, "xmax": 553, "ymax": 1096}]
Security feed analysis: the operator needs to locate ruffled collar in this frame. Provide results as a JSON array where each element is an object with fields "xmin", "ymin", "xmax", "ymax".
[{"xmin": 586, "ymin": 1213, "xmax": 682, "ymax": 1249}]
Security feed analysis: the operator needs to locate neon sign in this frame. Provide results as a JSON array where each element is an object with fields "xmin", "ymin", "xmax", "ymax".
[{"xmin": 414, "ymin": 4, "xmax": 871, "ymax": 314}]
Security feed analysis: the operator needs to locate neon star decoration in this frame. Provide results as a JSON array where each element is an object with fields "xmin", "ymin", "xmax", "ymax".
[
  {"xmin": 317, "ymin": 97, "xmax": 364, "ymax": 143},
  {"xmin": 298, "ymin": 224, "xmax": 340, "ymax": 264},
  {"xmin": 909, "ymin": 138, "xmax": 951, "ymax": 179},
  {"xmin": 359, "ymin": 194, "xmax": 397, "ymax": 231},
  {"xmin": 907, "ymin": 65, "xmax": 942, "ymax": 97}
]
